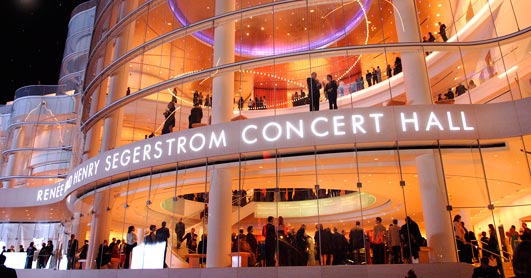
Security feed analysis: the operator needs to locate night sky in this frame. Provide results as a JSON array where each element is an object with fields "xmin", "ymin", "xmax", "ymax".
[{"xmin": 1, "ymin": 0, "xmax": 87, "ymax": 105}]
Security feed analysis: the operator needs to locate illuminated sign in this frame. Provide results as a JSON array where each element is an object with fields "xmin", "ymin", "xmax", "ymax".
[{"xmin": 2, "ymin": 98, "xmax": 529, "ymax": 208}]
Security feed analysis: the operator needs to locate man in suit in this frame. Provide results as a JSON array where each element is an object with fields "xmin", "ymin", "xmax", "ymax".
[
  {"xmin": 306, "ymin": 72, "xmax": 322, "ymax": 111},
  {"xmin": 156, "ymin": 221, "xmax": 170, "ymax": 268},
  {"xmin": 175, "ymin": 218, "xmax": 185, "ymax": 248},
  {"xmin": 67, "ymin": 234, "xmax": 78, "ymax": 270},
  {"xmin": 188, "ymin": 103, "xmax": 203, "ymax": 128},
  {"xmin": 0, "ymin": 254, "xmax": 17, "ymax": 278}
]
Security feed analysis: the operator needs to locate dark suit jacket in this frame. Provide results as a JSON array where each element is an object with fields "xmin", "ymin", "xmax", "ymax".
[
  {"xmin": 67, "ymin": 239, "xmax": 78, "ymax": 256},
  {"xmin": 0, "ymin": 265, "xmax": 17, "ymax": 278}
]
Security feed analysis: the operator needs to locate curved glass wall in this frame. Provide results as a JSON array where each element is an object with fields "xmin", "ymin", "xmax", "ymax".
[
  {"xmin": 2, "ymin": 0, "xmax": 531, "ymax": 275},
  {"xmin": 81, "ymin": 0, "xmax": 531, "ymax": 156},
  {"xmin": 0, "ymin": 91, "xmax": 80, "ymax": 188}
]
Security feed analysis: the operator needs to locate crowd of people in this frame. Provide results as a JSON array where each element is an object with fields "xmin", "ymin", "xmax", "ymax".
[
  {"xmin": 219, "ymin": 215, "xmax": 427, "ymax": 267},
  {"xmin": 454, "ymin": 214, "xmax": 531, "ymax": 278}
]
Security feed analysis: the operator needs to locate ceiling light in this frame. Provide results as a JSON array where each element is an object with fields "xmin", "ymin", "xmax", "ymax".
[{"xmin": 310, "ymin": 9, "xmax": 315, "ymax": 13}]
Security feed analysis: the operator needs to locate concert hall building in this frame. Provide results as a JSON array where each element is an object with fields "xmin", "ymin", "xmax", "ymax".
[{"xmin": 1, "ymin": 0, "xmax": 530, "ymax": 277}]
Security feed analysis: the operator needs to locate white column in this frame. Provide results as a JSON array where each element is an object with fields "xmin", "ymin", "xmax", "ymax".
[
  {"xmin": 206, "ymin": 168, "xmax": 233, "ymax": 267},
  {"xmin": 416, "ymin": 152, "xmax": 458, "ymax": 263},
  {"xmin": 393, "ymin": 0, "xmax": 432, "ymax": 104},
  {"xmin": 86, "ymin": 191, "xmax": 113, "ymax": 269},
  {"xmin": 211, "ymin": 0, "xmax": 235, "ymax": 124},
  {"xmin": 71, "ymin": 212, "xmax": 81, "ymax": 239}
]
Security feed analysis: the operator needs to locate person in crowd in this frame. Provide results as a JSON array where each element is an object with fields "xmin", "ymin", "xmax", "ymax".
[
  {"xmin": 171, "ymin": 88, "xmax": 177, "ymax": 103},
  {"xmin": 472, "ymin": 256, "xmax": 501, "ymax": 278},
  {"xmin": 512, "ymin": 240, "xmax": 531, "ymax": 278},
  {"xmin": 332, "ymin": 227, "xmax": 349, "ymax": 265},
  {"xmin": 306, "ymin": 72, "xmax": 322, "ymax": 111},
  {"xmin": 156, "ymin": 221, "xmax": 170, "ymax": 268},
  {"xmin": 456, "ymin": 83, "xmax": 468, "ymax": 96},
  {"xmin": 124, "ymin": 225, "xmax": 137, "ymax": 269},
  {"xmin": 144, "ymin": 224, "xmax": 157, "ymax": 244},
  {"xmin": 175, "ymin": 217, "xmax": 186, "ymax": 248},
  {"xmin": 480, "ymin": 231, "xmax": 490, "ymax": 257},
  {"xmin": 95, "ymin": 239, "xmax": 111, "ymax": 269},
  {"xmin": 110, "ymin": 239, "xmax": 121, "ymax": 269},
  {"xmin": 246, "ymin": 226, "xmax": 258, "ymax": 263},
  {"xmin": 357, "ymin": 76, "xmax": 365, "ymax": 90},
  {"xmin": 319, "ymin": 225, "xmax": 334, "ymax": 265},
  {"xmin": 183, "ymin": 227, "xmax": 198, "ymax": 254},
  {"xmin": 428, "ymin": 32, "xmax": 436, "ymax": 42},
  {"xmin": 372, "ymin": 67, "xmax": 378, "ymax": 85},
  {"xmin": 371, "ymin": 217, "xmax": 386, "ymax": 264},
  {"xmin": 238, "ymin": 96, "xmax": 244, "ymax": 110},
  {"xmin": 350, "ymin": 221, "xmax": 365, "ymax": 264},
  {"xmin": 487, "ymin": 224, "xmax": 504, "ymax": 277},
  {"xmin": 193, "ymin": 91, "xmax": 199, "ymax": 104},
  {"xmin": 233, "ymin": 233, "xmax": 256, "ymax": 266},
  {"xmin": 439, "ymin": 22, "xmax": 448, "ymax": 42},
  {"xmin": 197, "ymin": 234, "xmax": 207, "ymax": 265},
  {"xmin": 388, "ymin": 219, "xmax": 402, "ymax": 264},
  {"xmin": 18, "ymin": 245, "xmax": 24, "ymax": 252},
  {"xmin": 204, "ymin": 93, "xmax": 210, "ymax": 107},
  {"xmin": 469, "ymin": 230, "xmax": 480, "ymax": 263},
  {"xmin": 505, "ymin": 231, "xmax": 514, "ymax": 261},
  {"xmin": 520, "ymin": 222, "xmax": 531, "ymax": 241},
  {"xmin": 445, "ymin": 88, "xmax": 455, "ymax": 100},
  {"xmin": 263, "ymin": 216, "xmax": 276, "ymax": 266},
  {"xmin": 0, "ymin": 254, "xmax": 17, "ymax": 278},
  {"xmin": 25, "ymin": 242, "xmax": 36, "ymax": 269},
  {"xmin": 508, "ymin": 225, "xmax": 520, "ymax": 252},
  {"xmin": 294, "ymin": 224, "xmax": 309, "ymax": 266},
  {"xmin": 247, "ymin": 97, "xmax": 254, "ymax": 110},
  {"xmin": 78, "ymin": 240, "xmax": 88, "ymax": 269},
  {"xmin": 376, "ymin": 66, "xmax": 382, "ymax": 82},
  {"xmin": 67, "ymin": 234, "xmax": 78, "ymax": 270},
  {"xmin": 37, "ymin": 242, "xmax": 47, "ymax": 269},
  {"xmin": 108, "ymin": 238, "xmax": 117, "ymax": 259},
  {"xmin": 366, "ymin": 70, "xmax": 373, "ymax": 87},
  {"xmin": 126, "ymin": 87, "xmax": 131, "ymax": 96},
  {"xmin": 262, "ymin": 96, "xmax": 267, "ymax": 109},
  {"xmin": 277, "ymin": 216, "xmax": 289, "ymax": 266},
  {"xmin": 405, "ymin": 269, "xmax": 418, "ymax": 278},
  {"xmin": 401, "ymin": 216, "xmax": 422, "ymax": 263},
  {"xmin": 453, "ymin": 214, "xmax": 467, "ymax": 262},
  {"xmin": 393, "ymin": 57, "xmax": 402, "ymax": 75},
  {"xmin": 161, "ymin": 101, "xmax": 175, "ymax": 134},
  {"xmin": 189, "ymin": 102, "xmax": 203, "ymax": 128},
  {"xmin": 44, "ymin": 240, "xmax": 54, "ymax": 268},
  {"xmin": 324, "ymin": 74, "xmax": 338, "ymax": 110},
  {"xmin": 386, "ymin": 64, "xmax": 393, "ymax": 79},
  {"xmin": 460, "ymin": 221, "xmax": 473, "ymax": 263}
]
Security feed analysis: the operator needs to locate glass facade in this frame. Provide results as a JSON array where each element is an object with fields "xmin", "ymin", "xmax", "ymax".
[{"xmin": 1, "ymin": 0, "xmax": 531, "ymax": 276}]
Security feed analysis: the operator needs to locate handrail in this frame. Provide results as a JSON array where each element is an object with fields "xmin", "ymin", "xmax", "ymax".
[
  {"xmin": 458, "ymin": 238, "xmax": 503, "ymax": 259},
  {"xmin": 80, "ymin": 25, "xmax": 531, "ymax": 133}
]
